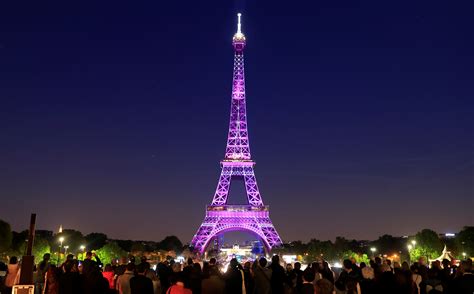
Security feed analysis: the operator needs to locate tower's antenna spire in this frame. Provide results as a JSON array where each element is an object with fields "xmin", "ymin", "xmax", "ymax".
[{"xmin": 237, "ymin": 13, "xmax": 242, "ymax": 34}]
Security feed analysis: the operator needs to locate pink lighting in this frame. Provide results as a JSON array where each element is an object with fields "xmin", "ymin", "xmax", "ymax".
[{"xmin": 190, "ymin": 14, "xmax": 283, "ymax": 254}]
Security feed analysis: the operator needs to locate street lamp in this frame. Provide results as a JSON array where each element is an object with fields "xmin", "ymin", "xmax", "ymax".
[
  {"xmin": 57, "ymin": 236, "xmax": 65, "ymax": 264},
  {"xmin": 408, "ymin": 244, "xmax": 412, "ymax": 251},
  {"xmin": 64, "ymin": 245, "xmax": 69, "ymax": 256},
  {"xmin": 79, "ymin": 245, "xmax": 86, "ymax": 260},
  {"xmin": 370, "ymin": 247, "xmax": 377, "ymax": 258},
  {"xmin": 411, "ymin": 240, "xmax": 416, "ymax": 246},
  {"xmin": 462, "ymin": 252, "xmax": 467, "ymax": 259}
]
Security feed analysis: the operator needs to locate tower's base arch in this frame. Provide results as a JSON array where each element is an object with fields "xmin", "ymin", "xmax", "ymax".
[{"xmin": 191, "ymin": 205, "xmax": 281, "ymax": 254}]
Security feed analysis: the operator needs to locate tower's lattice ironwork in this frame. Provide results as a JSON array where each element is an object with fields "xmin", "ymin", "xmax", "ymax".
[{"xmin": 191, "ymin": 14, "xmax": 283, "ymax": 253}]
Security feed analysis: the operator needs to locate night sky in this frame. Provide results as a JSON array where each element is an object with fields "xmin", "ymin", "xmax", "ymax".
[{"xmin": 0, "ymin": 1, "xmax": 473, "ymax": 244}]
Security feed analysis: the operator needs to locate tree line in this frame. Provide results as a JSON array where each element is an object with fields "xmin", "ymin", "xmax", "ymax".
[{"xmin": 0, "ymin": 218, "xmax": 472, "ymax": 264}]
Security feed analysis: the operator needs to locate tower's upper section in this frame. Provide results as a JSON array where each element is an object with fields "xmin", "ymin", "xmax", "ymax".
[
  {"xmin": 224, "ymin": 13, "xmax": 251, "ymax": 161},
  {"xmin": 232, "ymin": 13, "xmax": 246, "ymax": 51}
]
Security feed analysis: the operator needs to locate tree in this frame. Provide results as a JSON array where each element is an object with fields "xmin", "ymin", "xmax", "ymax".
[
  {"xmin": 159, "ymin": 236, "xmax": 183, "ymax": 253},
  {"xmin": 32, "ymin": 237, "xmax": 51, "ymax": 264},
  {"xmin": 455, "ymin": 226, "xmax": 474, "ymax": 258},
  {"xmin": 411, "ymin": 229, "xmax": 443, "ymax": 261},
  {"xmin": 342, "ymin": 250, "xmax": 370, "ymax": 265},
  {"xmin": 85, "ymin": 233, "xmax": 108, "ymax": 251},
  {"xmin": 0, "ymin": 219, "xmax": 12, "ymax": 253},
  {"xmin": 11, "ymin": 236, "xmax": 51, "ymax": 264},
  {"xmin": 372, "ymin": 235, "xmax": 404, "ymax": 256},
  {"xmin": 95, "ymin": 242, "xmax": 127, "ymax": 264}
]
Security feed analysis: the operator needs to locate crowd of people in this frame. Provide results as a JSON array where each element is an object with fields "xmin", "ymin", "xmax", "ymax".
[{"xmin": 0, "ymin": 252, "xmax": 473, "ymax": 294}]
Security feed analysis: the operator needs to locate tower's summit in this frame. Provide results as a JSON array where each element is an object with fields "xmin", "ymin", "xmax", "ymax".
[{"xmin": 232, "ymin": 13, "xmax": 246, "ymax": 49}]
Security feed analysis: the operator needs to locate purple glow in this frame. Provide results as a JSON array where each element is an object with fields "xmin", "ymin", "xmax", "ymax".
[{"xmin": 191, "ymin": 14, "xmax": 282, "ymax": 254}]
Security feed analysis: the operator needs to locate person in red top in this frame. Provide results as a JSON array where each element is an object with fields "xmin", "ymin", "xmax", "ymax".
[
  {"xmin": 167, "ymin": 273, "xmax": 192, "ymax": 294},
  {"xmin": 102, "ymin": 264, "xmax": 115, "ymax": 289}
]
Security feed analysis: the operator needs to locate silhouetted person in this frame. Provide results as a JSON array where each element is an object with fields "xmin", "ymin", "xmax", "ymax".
[
  {"xmin": 130, "ymin": 263, "xmax": 154, "ymax": 294},
  {"xmin": 59, "ymin": 261, "xmax": 83, "ymax": 294},
  {"xmin": 225, "ymin": 258, "xmax": 245, "ymax": 294},
  {"xmin": 201, "ymin": 266, "xmax": 225, "ymax": 294},
  {"xmin": 299, "ymin": 268, "xmax": 315, "ymax": 294},
  {"xmin": 82, "ymin": 252, "xmax": 102, "ymax": 277},
  {"xmin": 269, "ymin": 255, "xmax": 286, "ymax": 294},
  {"xmin": 253, "ymin": 257, "xmax": 271, "ymax": 294}
]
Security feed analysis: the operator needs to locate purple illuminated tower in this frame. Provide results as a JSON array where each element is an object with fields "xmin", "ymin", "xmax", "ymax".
[{"xmin": 191, "ymin": 14, "xmax": 283, "ymax": 254}]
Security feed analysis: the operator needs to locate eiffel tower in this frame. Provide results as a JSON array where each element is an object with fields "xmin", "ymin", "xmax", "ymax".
[{"xmin": 190, "ymin": 13, "xmax": 283, "ymax": 253}]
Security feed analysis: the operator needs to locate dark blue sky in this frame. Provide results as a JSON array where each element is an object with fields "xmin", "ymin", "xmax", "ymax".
[{"xmin": 0, "ymin": 1, "xmax": 472, "ymax": 243}]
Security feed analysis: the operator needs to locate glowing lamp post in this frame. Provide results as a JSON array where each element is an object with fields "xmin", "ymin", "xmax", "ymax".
[
  {"xmin": 462, "ymin": 252, "xmax": 467, "ymax": 259},
  {"xmin": 57, "ymin": 237, "xmax": 65, "ymax": 264},
  {"xmin": 64, "ymin": 245, "xmax": 69, "ymax": 256},
  {"xmin": 370, "ymin": 247, "xmax": 377, "ymax": 258},
  {"xmin": 80, "ymin": 245, "xmax": 86, "ymax": 260},
  {"xmin": 407, "ymin": 244, "xmax": 413, "ymax": 263}
]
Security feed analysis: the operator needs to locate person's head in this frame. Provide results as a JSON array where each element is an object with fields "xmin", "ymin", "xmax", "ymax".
[
  {"xmin": 141, "ymin": 256, "xmax": 147, "ymax": 263},
  {"xmin": 286, "ymin": 264, "xmax": 293, "ymax": 272},
  {"xmin": 104, "ymin": 264, "xmax": 113, "ymax": 272},
  {"xmin": 85, "ymin": 251, "xmax": 93, "ymax": 259},
  {"xmin": 244, "ymin": 261, "xmax": 251, "ymax": 270},
  {"xmin": 136, "ymin": 263, "xmax": 147, "ymax": 274},
  {"xmin": 381, "ymin": 264, "xmax": 392, "ymax": 273},
  {"xmin": 322, "ymin": 261, "xmax": 330, "ymax": 270},
  {"xmin": 187, "ymin": 258, "xmax": 193, "ymax": 266},
  {"xmin": 43, "ymin": 253, "xmax": 51, "ymax": 261},
  {"xmin": 229, "ymin": 258, "xmax": 238, "ymax": 269},
  {"xmin": 66, "ymin": 254, "xmax": 74, "ymax": 261},
  {"xmin": 172, "ymin": 262, "xmax": 181, "ymax": 273},
  {"xmin": 393, "ymin": 261, "xmax": 400, "ymax": 269},
  {"xmin": 316, "ymin": 278, "xmax": 334, "ymax": 294},
  {"xmin": 401, "ymin": 261, "xmax": 409, "ymax": 271},
  {"xmin": 209, "ymin": 266, "xmax": 220, "ymax": 277},
  {"xmin": 120, "ymin": 256, "xmax": 128, "ymax": 265},
  {"xmin": 64, "ymin": 261, "xmax": 74, "ymax": 273},
  {"xmin": 362, "ymin": 267, "xmax": 374, "ymax": 280},
  {"xmin": 271, "ymin": 255, "xmax": 280, "ymax": 266},
  {"xmin": 418, "ymin": 256, "xmax": 426, "ymax": 266},
  {"xmin": 259, "ymin": 257, "xmax": 267, "ymax": 268},
  {"xmin": 410, "ymin": 264, "xmax": 419, "ymax": 273},
  {"xmin": 193, "ymin": 262, "xmax": 202, "ymax": 273},
  {"xmin": 343, "ymin": 259, "xmax": 352, "ymax": 271},
  {"xmin": 360, "ymin": 262, "xmax": 366, "ymax": 269},
  {"xmin": 386, "ymin": 259, "xmax": 392, "ymax": 266},
  {"xmin": 312, "ymin": 262, "xmax": 320, "ymax": 271},
  {"xmin": 9, "ymin": 256, "xmax": 18, "ymax": 264},
  {"xmin": 303, "ymin": 268, "xmax": 316, "ymax": 283},
  {"xmin": 294, "ymin": 262, "xmax": 301, "ymax": 270},
  {"xmin": 369, "ymin": 259, "xmax": 375, "ymax": 268},
  {"xmin": 375, "ymin": 257, "xmax": 382, "ymax": 265},
  {"xmin": 126, "ymin": 263, "xmax": 135, "ymax": 272},
  {"xmin": 209, "ymin": 257, "xmax": 217, "ymax": 265},
  {"xmin": 442, "ymin": 259, "xmax": 450, "ymax": 269}
]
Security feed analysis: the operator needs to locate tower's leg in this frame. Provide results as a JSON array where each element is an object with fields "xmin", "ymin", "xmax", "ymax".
[
  {"xmin": 211, "ymin": 166, "xmax": 232, "ymax": 205},
  {"xmin": 191, "ymin": 216, "xmax": 219, "ymax": 253},
  {"xmin": 243, "ymin": 166, "xmax": 264, "ymax": 206}
]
